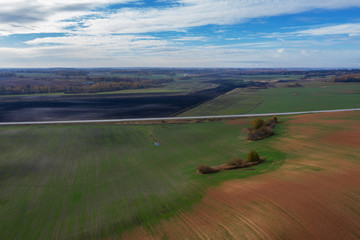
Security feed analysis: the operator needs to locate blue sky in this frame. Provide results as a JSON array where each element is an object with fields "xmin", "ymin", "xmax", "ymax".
[{"xmin": 0, "ymin": 0, "xmax": 360, "ymax": 68}]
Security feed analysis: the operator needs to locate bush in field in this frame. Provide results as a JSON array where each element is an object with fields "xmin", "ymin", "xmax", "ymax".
[
  {"xmin": 265, "ymin": 116, "xmax": 278, "ymax": 127},
  {"xmin": 252, "ymin": 118, "xmax": 264, "ymax": 129},
  {"xmin": 247, "ymin": 126, "xmax": 274, "ymax": 141},
  {"xmin": 247, "ymin": 150, "xmax": 260, "ymax": 162},
  {"xmin": 261, "ymin": 125, "xmax": 274, "ymax": 135},
  {"xmin": 247, "ymin": 116, "xmax": 278, "ymax": 141},
  {"xmin": 227, "ymin": 157, "xmax": 246, "ymax": 167},
  {"xmin": 196, "ymin": 164, "xmax": 219, "ymax": 174}
]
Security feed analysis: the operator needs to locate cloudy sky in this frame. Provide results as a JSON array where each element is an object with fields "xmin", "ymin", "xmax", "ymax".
[{"xmin": 0, "ymin": 0, "xmax": 360, "ymax": 68}]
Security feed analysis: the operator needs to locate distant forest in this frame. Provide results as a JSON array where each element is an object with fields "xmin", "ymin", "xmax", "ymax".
[
  {"xmin": 0, "ymin": 79, "xmax": 173, "ymax": 95},
  {"xmin": 332, "ymin": 74, "xmax": 360, "ymax": 82},
  {"xmin": 0, "ymin": 69, "xmax": 173, "ymax": 95},
  {"xmin": 0, "ymin": 68, "xmax": 359, "ymax": 95}
]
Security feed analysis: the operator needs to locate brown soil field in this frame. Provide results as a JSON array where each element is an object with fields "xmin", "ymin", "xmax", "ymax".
[
  {"xmin": 325, "ymin": 123, "xmax": 360, "ymax": 147},
  {"xmin": 121, "ymin": 111, "xmax": 360, "ymax": 240},
  {"xmin": 338, "ymin": 90, "xmax": 356, "ymax": 94}
]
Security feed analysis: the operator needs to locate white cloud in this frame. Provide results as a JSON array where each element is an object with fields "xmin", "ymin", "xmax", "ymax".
[
  {"xmin": 79, "ymin": 0, "xmax": 360, "ymax": 35},
  {"xmin": 0, "ymin": 0, "xmax": 135, "ymax": 35},
  {"xmin": 1, "ymin": 0, "xmax": 360, "ymax": 68},
  {"xmin": 23, "ymin": 34, "xmax": 173, "ymax": 61},
  {"xmin": 26, "ymin": 35, "xmax": 163, "ymax": 46},
  {"xmin": 1, "ymin": 0, "xmax": 360, "ymax": 36},
  {"xmin": 294, "ymin": 23, "xmax": 360, "ymax": 36},
  {"xmin": 173, "ymin": 36, "xmax": 207, "ymax": 41},
  {"xmin": 1, "ymin": 43, "xmax": 359, "ymax": 68}
]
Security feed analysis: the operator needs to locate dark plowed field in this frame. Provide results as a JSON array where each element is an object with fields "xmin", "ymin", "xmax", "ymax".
[{"xmin": 0, "ymin": 84, "xmax": 235, "ymax": 122}]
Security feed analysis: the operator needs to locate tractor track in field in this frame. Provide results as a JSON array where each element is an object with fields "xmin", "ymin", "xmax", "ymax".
[{"xmin": 51, "ymin": 147, "xmax": 80, "ymax": 240}]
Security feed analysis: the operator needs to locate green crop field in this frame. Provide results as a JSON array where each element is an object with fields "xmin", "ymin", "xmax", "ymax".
[
  {"xmin": 0, "ymin": 120, "xmax": 285, "ymax": 239},
  {"xmin": 239, "ymin": 74, "xmax": 305, "ymax": 81},
  {"xmin": 180, "ymin": 81, "xmax": 360, "ymax": 116}
]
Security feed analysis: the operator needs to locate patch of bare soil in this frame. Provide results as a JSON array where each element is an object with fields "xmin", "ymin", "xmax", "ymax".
[
  {"xmin": 325, "ymin": 123, "xmax": 360, "ymax": 147},
  {"xmin": 289, "ymin": 111, "xmax": 356, "ymax": 124},
  {"xmin": 338, "ymin": 90, "xmax": 356, "ymax": 94},
  {"xmin": 121, "ymin": 111, "xmax": 360, "ymax": 240}
]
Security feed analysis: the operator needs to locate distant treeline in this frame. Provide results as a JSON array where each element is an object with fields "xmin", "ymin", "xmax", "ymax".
[
  {"xmin": 64, "ymin": 78, "xmax": 173, "ymax": 94},
  {"xmin": 0, "ymin": 85, "xmax": 64, "ymax": 95},
  {"xmin": 332, "ymin": 74, "xmax": 360, "ymax": 82},
  {"xmin": 304, "ymin": 69, "xmax": 360, "ymax": 79},
  {"xmin": 0, "ymin": 78, "xmax": 173, "ymax": 95},
  {"xmin": 3, "ymin": 68, "xmax": 360, "ymax": 78}
]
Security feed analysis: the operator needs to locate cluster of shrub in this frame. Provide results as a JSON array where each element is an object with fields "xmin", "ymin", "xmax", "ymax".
[
  {"xmin": 197, "ymin": 150, "xmax": 264, "ymax": 174},
  {"xmin": 246, "ymin": 117, "xmax": 278, "ymax": 141}
]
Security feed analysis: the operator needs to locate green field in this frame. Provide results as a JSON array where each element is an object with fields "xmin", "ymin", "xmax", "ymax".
[
  {"xmin": 180, "ymin": 81, "xmax": 360, "ymax": 116},
  {"xmin": 2, "ymin": 71, "xmax": 359, "ymax": 239},
  {"xmin": 239, "ymin": 74, "xmax": 305, "ymax": 81},
  {"xmin": 0, "ymin": 121, "xmax": 285, "ymax": 239}
]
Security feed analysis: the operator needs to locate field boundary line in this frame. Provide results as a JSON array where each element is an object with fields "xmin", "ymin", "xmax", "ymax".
[{"xmin": 1, "ymin": 108, "xmax": 360, "ymax": 126}]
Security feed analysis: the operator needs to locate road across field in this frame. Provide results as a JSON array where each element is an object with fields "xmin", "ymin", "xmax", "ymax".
[{"xmin": 0, "ymin": 108, "xmax": 359, "ymax": 126}]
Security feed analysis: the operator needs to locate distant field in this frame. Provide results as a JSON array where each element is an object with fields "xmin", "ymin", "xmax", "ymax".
[
  {"xmin": 0, "ymin": 77, "xmax": 215, "ymax": 97},
  {"xmin": 0, "ymin": 120, "xmax": 284, "ymax": 239},
  {"xmin": 239, "ymin": 74, "xmax": 305, "ymax": 81},
  {"xmin": 180, "ymin": 81, "xmax": 360, "ymax": 116},
  {"xmin": 0, "ymin": 88, "xmax": 183, "ymax": 98},
  {"xmin": 95, "ymin": 88, "xmax": 184, "ymax": 94},
  {"xmin": 0, "ymin": 82, "xmax": 238, "ymax": 122}
]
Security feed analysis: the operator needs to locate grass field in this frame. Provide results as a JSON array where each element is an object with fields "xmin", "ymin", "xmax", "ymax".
[
  {"xmin": 179, "ymin": 81, "xmax": 360, "ymax": 116},
  {"xmin": 0, "ymin": 120, "xmax": 285, "ymax": 239}
]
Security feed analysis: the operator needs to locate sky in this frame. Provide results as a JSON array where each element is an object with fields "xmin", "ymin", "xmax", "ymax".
[{"xmin": 0, "ymin": 0, "xmax": 360, "ymax": 68}]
